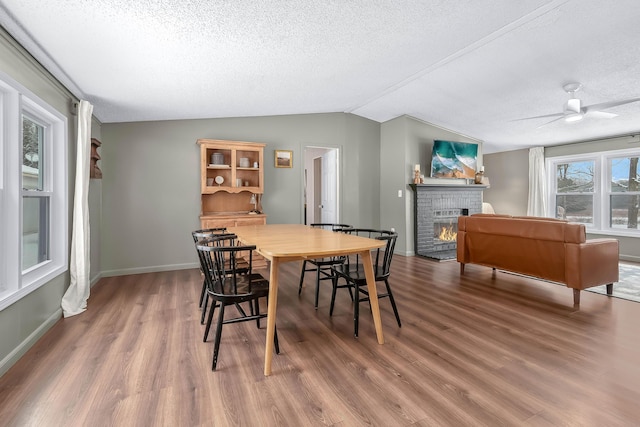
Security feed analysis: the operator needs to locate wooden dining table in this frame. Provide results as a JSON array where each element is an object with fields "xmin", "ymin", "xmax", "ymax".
[{"xmin": 227, "ymin": 223, "xmax": 386, "ymax": 376}]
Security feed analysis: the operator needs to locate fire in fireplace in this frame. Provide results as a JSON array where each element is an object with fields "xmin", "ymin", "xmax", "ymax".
[{"xmin": 435, "ymin": 220, "xmax": 457, "ymax": 242}]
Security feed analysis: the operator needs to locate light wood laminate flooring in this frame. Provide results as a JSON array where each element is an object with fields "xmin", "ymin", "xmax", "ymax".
[{"xmin": 1, "ymin": 256, "xmax": 639, "ymax": 426}]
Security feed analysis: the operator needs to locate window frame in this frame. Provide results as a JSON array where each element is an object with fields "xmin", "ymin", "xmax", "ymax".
[
  {"xmin": 546, "ymin": 147, "xmax": 640, "ymax": 237},
  {"xmin": 0, "ymin": 71, "xmax": 68, "ymax": 311}
]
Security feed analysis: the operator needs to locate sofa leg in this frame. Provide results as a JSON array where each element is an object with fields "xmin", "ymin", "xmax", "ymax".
[
  {"xmin": 460, "ymin": 263, "xmax": 465, "ymax": 274},
  {"xmin": 606, "ymin": 283, "xmax": 613, "ymax": 295},
  {"xmin": 573, "ymin": 289, "xmax": 580, "ymax": 305}
]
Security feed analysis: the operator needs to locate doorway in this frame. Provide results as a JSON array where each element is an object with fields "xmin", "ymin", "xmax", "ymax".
[{"xmin": 303, "ymin": 147, "xmax": 339, "ymax": 225}]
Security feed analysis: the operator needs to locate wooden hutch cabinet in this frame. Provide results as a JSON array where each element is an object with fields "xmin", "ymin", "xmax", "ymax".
[{"xmin": 197, "ymin": 139, "xmax": 267, "ymax": 230}]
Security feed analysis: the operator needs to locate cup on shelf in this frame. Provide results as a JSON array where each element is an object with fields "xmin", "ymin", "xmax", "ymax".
[
  {"xmin": 236, "ymin": 178, "xmax": 242, "ymax": 187},
  {"xmin": 206, "ymin": 178, "xmax": 214, "ymax": 186}
]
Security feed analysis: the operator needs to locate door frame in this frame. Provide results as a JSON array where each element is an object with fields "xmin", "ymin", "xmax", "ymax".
[{"xmin": 303, "ymin": 146, "xmax": 341, "ymax": 225}]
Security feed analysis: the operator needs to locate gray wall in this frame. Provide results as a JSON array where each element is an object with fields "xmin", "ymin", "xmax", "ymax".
[
  {"xmin": 100, "ymin": 113, "xmax": 380, "ymax": 275},
  {"xmin": 484, "ymin": 142, "xmax": 640, "ymax": 261},
  {"xmin": 0, "ymin": 29, "xmax": 103, "ymax": 375},
  {"xmin": 380, "ymin": 115, "xmax": 482, "ymax": 255},
  {"xmin": 482, "ymin": 149, "xmax": 529, "ymax": 216}
]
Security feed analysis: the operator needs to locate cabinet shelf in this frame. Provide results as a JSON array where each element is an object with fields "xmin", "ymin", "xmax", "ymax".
[
  {"xmin": 90, "ymin": 138, "xmax": 102, "ymax": 179},
  {"xmin": 197, "ymin": 138, "xmax": 266, "ymax": 224}
]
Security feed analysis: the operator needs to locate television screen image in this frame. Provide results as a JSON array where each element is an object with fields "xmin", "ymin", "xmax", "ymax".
[{"xmin": 430, "ymin": 140, "xmax": 478, "ymax": 179}]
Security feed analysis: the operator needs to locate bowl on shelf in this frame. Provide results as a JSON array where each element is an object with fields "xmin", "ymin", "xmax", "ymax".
[
  {"xmin": 211, "ymin": 152, "xmax": 224, "ymax": 165},
  {"xmin": 239, "ymin": 157, "xmax": 250, "ymax": 168}
]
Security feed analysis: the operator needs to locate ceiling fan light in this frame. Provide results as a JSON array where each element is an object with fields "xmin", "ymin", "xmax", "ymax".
[{"xmin": 565, "ymin": 112, "xmax": 584, "ymax": 122}]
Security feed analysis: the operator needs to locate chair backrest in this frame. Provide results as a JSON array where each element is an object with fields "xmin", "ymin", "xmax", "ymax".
[
  {"xmin": 192, "ymin": 227, "xmax": 228, "ymax": 243},
  {"xmin": 196, "ymin": 234, "xmax": 260, "ymax": 298},
  {"xmin": 192, "ymin": 228, "xmax": 233, "ymax": 274},
  {"xmin": 310, "ymin": 223, "xmax": 352, "ymax": 232},
  {"xmin": 342, "ymin": 228, "xmax": 397, "ymax": 278}
]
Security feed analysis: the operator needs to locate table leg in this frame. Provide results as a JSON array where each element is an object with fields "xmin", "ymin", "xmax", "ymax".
[
  {"xmin": 361, "ymin": 250, "xmax": 384, "ymax": 344},
  {"xmin": 264, "ymin": 258, "xmax": 280, "ymax": 376}
]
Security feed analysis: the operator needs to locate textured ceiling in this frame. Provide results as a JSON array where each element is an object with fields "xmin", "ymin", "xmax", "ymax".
[{"xmin": 1, "ymin": 0, "xmax": 640, "ymax": 153}]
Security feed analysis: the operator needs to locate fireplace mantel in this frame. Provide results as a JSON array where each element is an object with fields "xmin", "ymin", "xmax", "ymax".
[
  {"xmin": 410, "ymin": 183, "xmax": 488, "ymax": 190},
  {"xmin": 410, "ymin": 183, "xmax": 485, "ymax": 260}
]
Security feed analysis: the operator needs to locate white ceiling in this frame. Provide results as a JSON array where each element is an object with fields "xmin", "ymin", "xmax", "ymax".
[{"xmin": 2, "ymin": 0, "xmax": 640, "ymax": 153}]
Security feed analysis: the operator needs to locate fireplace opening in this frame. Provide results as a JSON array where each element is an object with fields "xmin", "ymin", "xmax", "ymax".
[
  {"xmin": 423, "ymin": 208, "xmax": 466, "ymax": 260},
  {"xmin": 434, "ymin": 219, "xmax": 457, "ymax": 243}
]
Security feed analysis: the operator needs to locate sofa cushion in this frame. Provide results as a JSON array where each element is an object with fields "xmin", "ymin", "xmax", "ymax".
[{"xmin": 459, "ymin": 215, "xmax": 585, "ymax": 243}]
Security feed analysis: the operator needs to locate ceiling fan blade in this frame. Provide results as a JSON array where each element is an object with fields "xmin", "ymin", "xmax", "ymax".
[
  {"xmin": 586, "ymin": 111, "xmax": 618, "ymax": 119},
  {"xmin": 535, "ymin": 116, "xmax": 566, "ymax": 129},
  {"xmin": 511, "ymin": 111, "xmax": 563, "ymax": 122},
  {"xmin": 584, "ymin": 97, "xmax": 640, "ymax": 112}
]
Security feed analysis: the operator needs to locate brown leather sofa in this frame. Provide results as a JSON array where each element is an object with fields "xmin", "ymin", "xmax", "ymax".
[{"xmin": 457, "ymin": 214, "xmax": 619, "ymax": 305}]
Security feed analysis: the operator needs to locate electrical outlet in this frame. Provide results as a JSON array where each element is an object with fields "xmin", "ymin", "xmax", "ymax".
[{"xmin": 398, "ymin": 190, "xmax": 402, "ymax": 197}]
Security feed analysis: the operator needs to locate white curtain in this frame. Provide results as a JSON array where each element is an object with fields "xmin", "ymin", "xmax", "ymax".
[
  {"xmin": 62, "ymin": 100, "xmax": 93, "ymax": 317},
  {"xmin": 527, "ymin": 146, "xmax": 548, "ymax": 217}
]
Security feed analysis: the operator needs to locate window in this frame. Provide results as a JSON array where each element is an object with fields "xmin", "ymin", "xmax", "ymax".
[
  {"xmin": 22, "ymin": 115, "xmax": 50, "ymax": 270},
  {"xmin": 0, "ymin": 72, "xmax": 67, "ymax": 310},
  {"xmin": 554, "ymin": 159, "xmax": 596, "ymax": 224},
  {"xmin": 609, "ymin": 155, "xmax": 640, "ymax": 230},
  {"xmin": 547, "ymin": 147, "xmax": 640, "ymax": 236}
]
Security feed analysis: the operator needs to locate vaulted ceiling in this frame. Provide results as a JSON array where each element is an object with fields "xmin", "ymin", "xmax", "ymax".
[{"xmin": 1, "ymin": 0, "xmax": 640, "ymax": 153}]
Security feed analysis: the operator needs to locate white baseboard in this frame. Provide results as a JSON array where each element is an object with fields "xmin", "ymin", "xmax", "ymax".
[
  {"xmin": 90, "ymin": 272, "xmax": 102, "ymax": 287},
  {"xmin": 0, "ymin": 308, "xmax": 62, "ymax": 377},
  {"xmin": 620, "ymin": 254, "xmax": 640, "ymax": 263},
  {"xmin": 100, "ymin": 262, "xmax": 199, "ymax": 278}
]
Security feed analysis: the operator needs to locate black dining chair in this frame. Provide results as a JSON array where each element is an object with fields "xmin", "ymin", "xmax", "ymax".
[
  {"xmin": 330, "ymin": 228, "xmax": 401, "ymax": 337},
  {"xmin": 196, "ymin": 234, "xmax": 279, "ymax": 370},
  {"xmin": 192, "ymin": 228, "xmax": 230, "ymax": 324},
  {"xmin": 297, "ymin": 223, "xmax": 352, "ymax": 309}
]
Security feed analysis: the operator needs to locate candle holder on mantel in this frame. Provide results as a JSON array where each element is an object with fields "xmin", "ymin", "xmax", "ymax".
[
  {"xmin": 474, "ymin": 166, "xmax": 485, "ymax": 184},
  {"xmin": 413, "ymin": 164, "xmax": 423, "ymax": 184},
  {"xmin": 414, "ymin": 169, "xmax": 421, "ymax": 184}
]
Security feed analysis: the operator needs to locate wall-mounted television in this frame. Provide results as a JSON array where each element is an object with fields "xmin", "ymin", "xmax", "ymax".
[{"xmin": 430, "ymin": 140, "xmax": 478, "ymax": 179}]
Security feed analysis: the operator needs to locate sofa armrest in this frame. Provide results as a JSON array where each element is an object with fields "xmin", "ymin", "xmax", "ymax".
[{"xmin": 565, "ymin": 238, "xmax": 619, "ymax": 290}]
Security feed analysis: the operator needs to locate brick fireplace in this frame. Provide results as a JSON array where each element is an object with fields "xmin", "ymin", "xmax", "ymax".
[{"xmin": 411, "ymin": 184, "xmax": 485, "ymax": 260}]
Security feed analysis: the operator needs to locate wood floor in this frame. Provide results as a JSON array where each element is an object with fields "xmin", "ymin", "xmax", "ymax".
[{"xmin": 1, "ymin": 256, "xmax": 640, "ymax": 426}]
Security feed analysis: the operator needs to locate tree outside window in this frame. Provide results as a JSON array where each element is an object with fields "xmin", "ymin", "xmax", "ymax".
[
  {"xmin": 555, "ymin": 160, "xmax": 594, "ymax": 224},
  {"xmin": 610, "ymin": 156, "xmax": 640, "ymax": 229}
]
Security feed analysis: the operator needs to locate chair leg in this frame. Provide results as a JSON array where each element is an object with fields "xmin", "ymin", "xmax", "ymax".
[
  {"xmin": 201, "ymin": 293, "xmax": 211, "ymax": 325},
  {"xmin": 385, "ymin": 279, "xmax": 402, "ymax": 328},
  {"xmin": 314, "ymin": 265, "xmax": 322, "ymax": 309},
  {"xmin": 354, "ymin": 282, "xmax": 360, "ymax": 338},
  {"xmin": 329, "ymin": 274, "xmax": 338, "ymax": 316},
  {"xmin": 346, "ymin": 278, "xmax": 354, "ymax": 302},
  {"xmin": 298, "ymin": 260, "xmax": 307, "ymax": 295},
  {"xmin": 255, "ymin": 298, "xmax": 261, "ymax": 329},
  {"xmin": 203, "ymin": 299, "xmax": 217, "ymax": 342},
  {"xmin": 199, "ymin": 279, "xmax": 206, "ymax": 307},
  {"xmin": 274, "ymin": 326, "xmax": 280, "ymax": 354},
  {"xmin": 212, "ymin": 304, "xmax": 225, "ymax": 371}
]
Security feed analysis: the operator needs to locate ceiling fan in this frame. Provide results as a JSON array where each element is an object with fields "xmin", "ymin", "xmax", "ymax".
[{"xmin": 517, "ymin": 83, "xmax": 640, "ymax": 128}]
